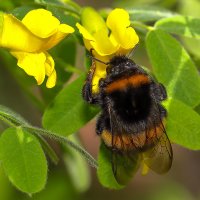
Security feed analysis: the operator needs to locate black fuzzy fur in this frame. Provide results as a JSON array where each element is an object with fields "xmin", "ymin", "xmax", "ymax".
[{"xmin": 82, "ymin": 56, "xmax": 167, "ymax": 136}]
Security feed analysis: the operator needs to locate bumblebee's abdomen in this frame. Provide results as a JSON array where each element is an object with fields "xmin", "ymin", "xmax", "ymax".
[{"xmin": 101, "ymin": 120, "xmax": 165, "ymax": 152}]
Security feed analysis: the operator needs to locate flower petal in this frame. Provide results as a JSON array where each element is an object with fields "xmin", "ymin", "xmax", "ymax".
[
  {"xmin": 81, "ymin": 7, "xmax": 108, "ymax": 34},
  {"xmin": 0, "ymin": 14, "xmax": 48, "ymax": 52},
  {"xmin": 44, "ymin": 52, "xmax": 55, "ymax": 76},
  {"xmin": 107, "ymin": 8, "xmax": 130, "ymax": 29},
  {"xmin": 44, "ymin": 52, "xmax": 56, "ymax": 88},
  {"xmin": 91, "ymin": 53, "xmax": 111, "ymax": 93},
  {"xmin": 44, "ymin": 24, "xmax": 74, "ymax": 50},
  {"xmin": 22, "ymin": 9, "xmax": 60, "ymax": 38},
  {"xmin": 92, "ymin": 28, "xmax": 119, "ymax": 56},
  {"xmin": 76, "ymin": 23, "xmax": 94, "ymax": 51},
  {"xmin": 76, "ymin": 23, "xmax": 94, "ymax": 41},
  {"xmin": 10, "ymin": 51, "xmax": 46, "ymax": 85},
  {"xmin": 46, "ymin": 69, "xmax": 57, "ymax": 88},
  {"xmin": 106, "ymin": 8, "xmax": 139, "ymax": 50},
  {"xmin": 77, "ymin": 23, "xmax": 118, "ymax": 56}
]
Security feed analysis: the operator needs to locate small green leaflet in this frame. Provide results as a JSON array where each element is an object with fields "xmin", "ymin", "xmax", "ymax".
[
  {"xmin": 43, "ymin": 75, "xmax": 99, "ymax": 136},
  {"xmin": 155, "ymin": 15, "xmax": 200, "ymax": 39},
  {"xmin": 146, "ymin": 29, "xmax": 200, "ymax": 108},
  {"xmin": 0, "ymin": 127, "xmax": 47, "ymax": 194},
  {"xmin": 128, "ymin": 7, "xmax": 176, "ymax": 22},
  {"xmin": 164, "ymin": 99, "xmax": 200, "ymax": 150},
  {"xmin": 97, "ymin": 143, "xmax": 124, "ymax": 189}
]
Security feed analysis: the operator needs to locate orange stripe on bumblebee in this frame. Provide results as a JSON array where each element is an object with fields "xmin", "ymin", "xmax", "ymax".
[
  {"xmin": 105, "ymin": 74, "xmax": 150, "ymax": 93},
  {"xmin": 101, "ymin": 120, "xmax": 165, "ymax": 151}
]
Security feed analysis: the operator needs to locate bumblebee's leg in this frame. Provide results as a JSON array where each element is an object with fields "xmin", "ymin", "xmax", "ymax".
[
  {"xmin": 96, "ymin": 113, "xmax": 105, "ymax": 135},
  {"xmin": 82, "ymin": 58, "xmax": 101, "ymax": 104},
  {"xmin": 151, "ymin": 83, "xmax": 167, "ymax": 102}
]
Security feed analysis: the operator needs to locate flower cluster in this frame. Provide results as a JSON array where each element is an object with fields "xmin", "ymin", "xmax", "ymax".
[
  {"xmin": 0, "ymin": 9, "xmax": 74, "ymax": 88},
  {"xmin": 0, "ymin": 8, "xmax": 138, "ymax": 90},
  {"xmin": 76, "ymin": 8, "xmax": 139, "ymax": 93}
]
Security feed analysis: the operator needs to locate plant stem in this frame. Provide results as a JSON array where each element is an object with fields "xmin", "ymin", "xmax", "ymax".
[
  {"xmin": 36, "ymin": 134, "xmax": 59, "ymax": 165},
  {"xmin": 0, "ymin": 109, "xmax": 98, "ymax": 169},
  {"xmin": 24, "ymin": 126, "xmax": 98, "ymax": 168},
  {"xmin": 0, "ymin": 115, "xmax": 18, "ymax": 128},
  {"xmin": 131, "ymin": 21, "xmax": 154, "ymax": 31},
  {"xmin": 35, "ymin": 0, "xmax": 81, "ymax": 17}
]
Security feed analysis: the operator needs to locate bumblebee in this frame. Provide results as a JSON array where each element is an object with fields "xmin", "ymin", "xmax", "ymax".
[{"xmin": 82, "ymin": 55, "xmax": 173, "ymax": 184}]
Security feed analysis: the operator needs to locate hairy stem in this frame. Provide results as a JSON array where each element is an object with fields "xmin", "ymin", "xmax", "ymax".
[
  {"xmin": 24, "ymin": 126, "xmax": 98, "ymax": 168},
  {"xmin": 131, "ymin": 21, "xmax": 154, "ymax": 31},
  {"xmin": 0, "ymin": 109, "xmax": 98, "ymax": 169},
  {"xmin": 35, "ymin": 0, "xmax": 81, "ymax": 17}
]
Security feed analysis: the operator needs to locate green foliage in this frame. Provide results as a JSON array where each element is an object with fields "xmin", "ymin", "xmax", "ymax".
[
  {"xmin": 128, "ymin": 7, "xmax": 176, "ymax": 22},
  {"xmin": 155, "ymin": 16, "xmax": 200, "ymax": 39},
  {"xmin": 97, "ymin": 143, "xmax": 123, "ymax": 189},
  {"xmin": 0, "ymin": 127, "xmax": 47, "ymax": 194},
  {"xmin": 98, "ymin": 143, "xmax": 141, "ymax": 189},
  {"xmin": 63, "ymin": 135, "xmax": 91, "ymax": 192},
  {"xmin": 0, "ymin": 104, "xmax": 97, "ymax": 194},
  {"xmin": 164, "ymin": 99, "xmax": 200, "ymax": 150},
  {"xmin": 0, "ymin": 104, "xmax": 29, "ymax": 126},
  {"xmin": 146, "ymin": 29, "xmax": 200, "ymax": 107},
  {"xmin": 43, "ymin": 75, "xmax": 99, "ymax": 136},
  {"xmin": 0, "ymin": 0, "xmax": 200, "ymax": 196},
  {"xmin": 12, "ymin": 6, "xmax": 37, "ymax": 19},
  {"xmin": 32, "ymin": 169, "xmax": 79, "ymax": 200}
]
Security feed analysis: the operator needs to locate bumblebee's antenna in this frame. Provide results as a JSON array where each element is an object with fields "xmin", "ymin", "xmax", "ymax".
[
  {"xmin": 88, "ymin": 48, "xmax": 109, "ymax": 65},
  {"xmin": 127, "ymin": 44, "xmax": 138, "ymax": 59},
  {"xmin": 87, "ymin": 54, "xmax": 109, "ymax": 65}
]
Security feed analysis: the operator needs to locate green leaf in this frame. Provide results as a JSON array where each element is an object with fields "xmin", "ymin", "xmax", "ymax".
[
  {"xmin": 182, "ymin": 37, "xmax": 200, "ymax": 58},
  {"xmin": 24, "ymin": 126, "xmax": 98, "ymax": 168},
  {"xmin": 84, "ymin": 50, "xmax": 92, "ymax": 70},
  {"xmin": 146, "ymin": 29, "xmax": 200, "ymax": 107},
  {"xmin": 63, "ymin": 135, "xmax": 91, "ymax": 192},
  {"xmin": 35, "ymin": 0, "xmax": 81, "ymax": 16},
  {"xmin": 179, "ymin": 0, "xmax": 200, "ymax": 18},
  {"xmin": 164, "ymin": 99, "xmax": 200, "ymax": 150},
  {"xmin": 11, "ymin": 6, "xmax": 37, "ymax": 20},
  {"xmin": 195, "ymin": 103, "xmax": 200, "ymax": 114},
  {"xmin": 155, "ymin": 16, "xmax": 200, "ymax": 39},
  {"xmin": 97, "ymin": 143, "xmax": 124, "ymax": 189},
  {"xmin": 32, "ymin": 169, "xmax": 78, "ymax": 200},
  {"xmin": 97, "ymin": 143, "xmax": 140, "ymax": 188},
  {"xmin": 43, "ymin": 75, "xmax": 99, "ymax": 136},
  {"xmin": 128, "ymin": 7, "xmax": 176, "ymax": 22},
  {"xmin": 41, "ymin": 37, "xmax": 77, "ymax": 104},
  {"xmin": 0, "ymin": 127, "xmax": 47, "ymax": 194},
  {"xmin": 47, "ymin": 6, "xmax": 79, "ymax": 27},
  {"xmin": 0, "ymin": 167, "xmax": 18, "ymax": 200},
  {"xmin": 37, "ymin": 135, "xmax": 59, "ymax": 165}
]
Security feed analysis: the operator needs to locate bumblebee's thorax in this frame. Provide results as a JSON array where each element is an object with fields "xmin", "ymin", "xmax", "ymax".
[
  {"xmin": 101, "ymin": 56, "xmax": 152, "ymax": 124},
  {"xmin": 106, "ymin": 56, "xmax": 143, "ymax": 79},
  {"xmin": 108, "ymin": 83, "xmax": 152, "ymax": 122}
]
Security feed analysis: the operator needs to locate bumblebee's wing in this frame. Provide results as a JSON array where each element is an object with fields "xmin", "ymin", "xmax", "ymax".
[
  {"xmin": 108, "ymin": 107, "xmax": 141, "ymax": 185},
  {"xmin": 143, "ymin": 125, "xmax": 173, "ymax": 174},
  {"xmin": 111, "ymin": 147, "xmax": 141, "ymax": 185}
]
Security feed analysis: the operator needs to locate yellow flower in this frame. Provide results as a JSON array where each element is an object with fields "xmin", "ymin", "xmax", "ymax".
[
  {"xmin": 0, "ymin": 9, "xmax": 74, "ymax": 88},
  {"xmin": 76, "ymin": 8, "xmax": 139, "ymax": 93}
]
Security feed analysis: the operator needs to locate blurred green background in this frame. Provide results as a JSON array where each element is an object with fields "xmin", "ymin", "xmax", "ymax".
[{"xmin": 0, "ymin": 0, "xmax": 200, "ymax": 199}]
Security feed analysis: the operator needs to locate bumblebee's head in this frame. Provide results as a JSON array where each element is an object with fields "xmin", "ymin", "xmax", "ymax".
[{"xmin": 106, "ymin": 56, "xmax": 137, "ymax": 77}]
